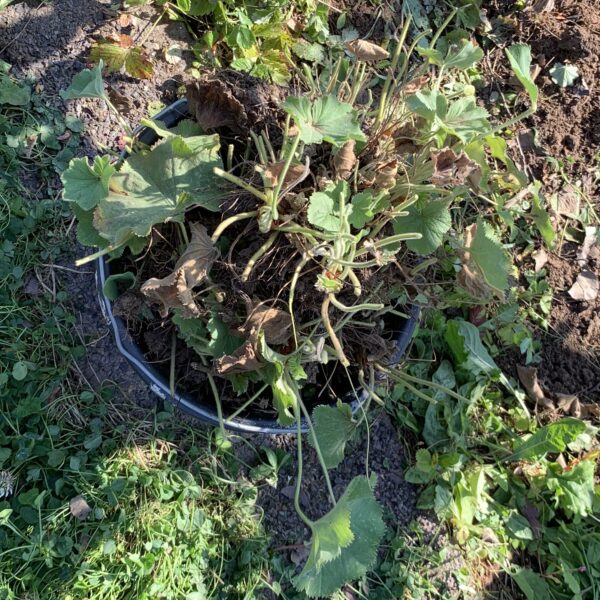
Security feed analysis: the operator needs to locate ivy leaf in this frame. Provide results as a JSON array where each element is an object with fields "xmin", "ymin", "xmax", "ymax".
[
  {"xmin": 505, "ymin": 44, "xmax": 538, "ymax": 108},
  {"xmin": 294, "ymin": 475, "xmax": 385, "ymax": 598},
  {"xmin": 549, "ymin": 62, "xmax": 579, "ymax": 88},
  {"xmin": 507, "ymin": 418, "xmax": 587, "ymax": 462},
  {"xmin": 89, "ymin": 36, "xmax": 153, "ymax": 79},
  {"xmin": 282, "ymin": 95, "xmax": 366, "ymax": 146},
  {"xmin": 307, "ymin": 180, "xmax": 349, "ymax": 232},
  {"xmin": 61, "ymin": 156, "xmax": 115, "ymax": 210},
  {"xmin": 90, "ymin": 135, "xmax": 224, "ymax": 247},
  {"xmin": 392, "ymin": 196, "xmax": 451, "ymax": 256},
  {"xmin": 310, "ymin": 402, "xmax": 357, "ymax": 469},
  {"xmin": 60, "ymin": 62, "xmax": 107, "ymax": 101}
]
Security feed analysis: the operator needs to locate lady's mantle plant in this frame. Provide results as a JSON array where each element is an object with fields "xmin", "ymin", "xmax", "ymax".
[{"xmin": 61, "ymin": 35, "xmax": 538, "ymax": 595}]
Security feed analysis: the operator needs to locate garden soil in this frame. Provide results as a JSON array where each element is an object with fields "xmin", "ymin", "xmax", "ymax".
[{"xmin": 488, "ymin": 0, "xmax": 600, "ymax": 402}]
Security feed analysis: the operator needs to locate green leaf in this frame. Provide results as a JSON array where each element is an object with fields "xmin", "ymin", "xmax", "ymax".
[
  {"xmin": 292, "ymin": 40, "xmax": 325, "ymax": 64},
  {"xmin": 406, "ymin": 90, "xmax": 447, "ymax": 120},
  {"xmin": 468, "ymin": 218, "xmax": 510, "ymax": 294},
  {"xmin": 505, "ymin": 511, "xmax": 534, "ymax": 541},
  {"xmin": 547, "ymin": 460, "xmax": 596, "ymax": 517},
  {"xmin": 549, "ymin": 62, "xmax": 579, "ymax": 88},
  {"xmin": 102, "ymin": 272, "xmax": 136, "ymax": 301},
  {"xmin": 508, "ymin": 418, "xmax": 587, "ymax": 462},
  {"xmin": 531, "ymin": 185, "xmax": 555, "ymax": 248},
  {"xmin": 294, "ymin": 476, "xmax": 385, "ymax": 598},
  {"xmin": 505, "ymin": 44, "xmax": 538, "ymax": 107},
  {"xmin": 61, "ymin": 62, "xmax": 107, "ymax": 100},
  {"xmin": 392, "ymin": 196, "xmax": 451, "ymax": 256},
  {"xmin": 90, "ymin": 135, "xmax": 224, "ymax": 247},
  {"xmin": 257, "ymin": 335, "xmax": 297, "ymax": 426},
  {"xmin": 442, "ymin": 97, "xmax": 490, "ymax": 141},
  {"xmin": 348, "ymin": 191, "xmax": 389, "ymax": 229},
  {"xmin": 0, "ymin": 0, "xmax": 15, "ymax": 9},
  {"xmin": 89, "ymin": 40, "xmax": 153, "ymax": 79},
  {"xmin": 282, "ymin": 95, "xmax": 366, "ymax": 146},
  {"xmin": 307, "ymin": 180, "xmax": 349, "ymax": 232},
  {"xmin": 443, "ymin": 41, "xmax": 484, "ymax": 70},
  {"xmin": 445, "ymin": 320, "xmax": 499, "ymax": 377},
  {"xmin": 510, "ymin": 567, "xmax": 551, "ymax": 600},
  {"xmin": 61, "ymin": 156, "xmax": 115, "ymax": 211},
  {"xmin": 207, "ymin": 316, "xmax": 243, "ymax": 358},
  {"xmin": 12, "ymin": 361, "xmax": 28, "ymax": 381},
  {"xmin": 310, "ymin": 402, "xmax": 357, "ymax": 469},
  {"xmin": 0, "ymin": 76, "xmax": 30, "ymax": 106}
]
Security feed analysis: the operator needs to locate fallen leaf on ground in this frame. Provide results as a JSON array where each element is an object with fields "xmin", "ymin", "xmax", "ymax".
[
  {"xmin": 186, "ymin": 79, "xmax": 248, "ymax": 133},
  {"xmin": 215, "ymin": 340, "xmax": 262, "ymax": 374},
  {"xmin": 141, "ymin": 223, "xmax": 217, "ymax": 317},
  {"xmin": 344, "ymin": 39, "xmax": 389, "ymax": 62},
  {"xmin": 557, "ymin": 393, "xmax": 600, "ymax": 420},
  {"xmin": 333, "ymin": 140, "xmax": 357, "ymax": 180},
  {"xmin": 402, "ymin": 75, "xmax": 429, "ymax": 95},
  {"xmin": 577, "ymin": 226, "xmax": 597, "ymax": 266},
  {"xmin": 568, "ymin": 269, "xmax": 598, "ymax": 301},
  {"xmin": 531, "ymin": 0, "xmax": 555, "ymax": 12},
  {"xmin": 430, "ymin": 148, "xmax": 479, "ymax": 187},
  {"xmin": 70, "ymin": 495, "xmax": 91, "ymax": 521},
  {"xmin": 517, "ymin": 365, "xmax": 555, "ymax": 408},
  {"xmin": 532, "ymin": 247, "xmax": 548, "ymax": 272},
  {"xmin": 555, "ymin": 185, "xmax": 580, "ymax": 217}
]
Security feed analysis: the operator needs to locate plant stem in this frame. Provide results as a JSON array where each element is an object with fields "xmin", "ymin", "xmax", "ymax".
[
  {"xmin": 430, "ymin": 7, "xmax": 458, "ymax": 49},
  {"xmin": 273, "ymin": 134, "xmax": 301, "ymax": 201},
  {"xmin": 347, "ymin": 268, "xmax": 362, "ymax": 297},
  {"xmin": 75, "ymin": 243, "xmax": 123, "ymax": 267},
  {"xmin": 293, "ymin": 400, "xmax": 314, "ymax": 529},
  {"xmin": 322, "ymin": 295, "xmax": 350, "ymax": 367},
  {"xmin": 211, "ymin": 211, "xmax": 258, "ymax": 244},
  {"xmin": 329, "ymin": 295, "xmax": 384, "ymax": 313},
  {"xmin": 241, "ymin": 232, "xmax": 278, "ymax": 282},
  {"xmin": 213, "ymin": 167, "xmax": 268, "ymax": 202},
  {"xmin": 169, "ymin": 329, "xmax": 177, "ymax": 398},
  {"xmin": 289, "ymin": 252, "xmax": 311, "ymax": 348}
]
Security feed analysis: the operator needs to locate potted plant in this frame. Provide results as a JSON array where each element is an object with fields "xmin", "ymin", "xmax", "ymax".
[{"xmin": 60, "ymin": 30, "xmax": 538, "ymax": 593}]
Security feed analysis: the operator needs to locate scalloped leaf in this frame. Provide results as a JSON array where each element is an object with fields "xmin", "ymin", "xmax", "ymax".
[
  {"xmin": 89, "ymin": 36, "xmax": 153, "ymax": 79},
  {"xmin": 309, "ymin": 402, "xmax": 357, "ymax": 469},
  {"xmin": 282, "ymin": 95, "xmax": 366, "ymax": 146},
  {"xmin": 294, "ymin": 475, "xmax": 385, "ymax": 598},
  {"xmin": 60, "ymin": 62, "xmax": 107, "ymax": 101},
  {"xmin": 307, "ymin": 180, "xmax": 349, "ymax": 232}
]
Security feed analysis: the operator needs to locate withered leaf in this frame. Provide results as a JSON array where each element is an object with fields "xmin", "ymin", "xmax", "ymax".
[
  {"xmin": 517, "ymin": 365, "xmax": 555, "ymax": 408},
  {"xmin": 70, "ymin": 495, "xmax": 92, "ymax": 521},
  {"xmin": 431, "ymin": 148, "xmax": 479, "ymax": 187},
  {"xmin": 577, "ymin": 226, "xmax": 597, "ymax": 267},
  {"xmin": 374, "ymin": 159, "xmax": 398, "ymax": 190},
  {"xmin": 402, "ymin": 75, "xmax": 429, "ymax": 95},
  {"xmin": 532, "ymin": 247, "xmax": 548, "ymax": 272},
  {"xmin": 238, "ymin": 304, "xmax": 292, "ymax": 346},
  {"xmin": 344, "ymin": 39, "xmax": 390, "ymax": 62},
  {"xmin": 264, "ymin": 162, "xmax": 307, "ymax": 188},
  {"xmin": 215, "ymin": 340, "xmax": 262, "ymax": 375},
  {"xmin": 557, "ymin": 393, "xmax": 600, "ymax": 420},
  {"xmin": 186, "ymin": 79, "xmax": 248, "ymax": 133},
  {"xmin": 457, "ymin": 263, "xmax": 493, "ymax": 300},
  {"xmin": 333, "ymin": 140, "xmax": 357, "ymax": 180},
  {"xmin": 568, "ymin": 269, "xmax": 598, "ymax": 301},
  {"xmin": 532, "ymin": 0, "xmax": 555, "ymax": 12},
  {"xmin": 141, "ymin": 223, "xmax": 217, "ymax": 318}
]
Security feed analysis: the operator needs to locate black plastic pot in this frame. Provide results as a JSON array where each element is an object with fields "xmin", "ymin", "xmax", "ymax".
[{"xmin": 95, "ymin": 100, "xmax": 420, "ymax": 434}]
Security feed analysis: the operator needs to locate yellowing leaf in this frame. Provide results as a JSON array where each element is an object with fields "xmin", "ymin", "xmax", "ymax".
[{"xmin": 89, "ymin": 36, "xmax": 153, "ymax": 79}]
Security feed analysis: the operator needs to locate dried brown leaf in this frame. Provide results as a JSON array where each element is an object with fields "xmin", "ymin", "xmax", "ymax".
[
  {"xmin": 568, "ymin": 269, "xmax": 598, "ymax": 301},
  {"xmin": 431, "ymin": 148, "xmax": 479, "ymax": 187},
  {"xmin": 264, "ymin": 162, "xmax": 307, "ymax": 188},
  {"xmin": 333, "ymin": 140, "xmax": 357, "ymax": 180},
  {"xmin": 402, "ymin": 75, "xmax": 429, "ymax": 95},
  {"xmin": 531, "ymin": 0, "xmax": 555, "ymax": 12},
  {"xmin": 238, "ymin": 304, "xmax": 292, "ymax": 346},
  {"xmin": 557, "ymin": 393, "xmax": 600, "ymax": 420},
  {"xmin": 70, "ymin": 495, "xmax": 91, "ymax": 521},
  {"xmin": 186, "ymin": 79, "xmax": 248, "ymax": 133},
  {"xmin": 215, "ymin": 340, "xmax": 262, "ymax": 375},
  {"xmin": 141, "ymin": 223, "xmax": 217, "ymax": 318},
  {"xmin": 555, "ymin": 185, "xmax": 580, "ymax": 217},
  {"xmin": 517, "ymin": 365, "xmax": 555, "ymax": 408},
  {"xmin": 457, "ymin": 263, "xmax": 493, "ymax": 301},
  {"xmin": 344, "ymin": 39, "xmax": 390, "ymax": 62},
  {"xmin": 374, "ymin": 159, "xmax": 398, "ymax": 190},
  {"xmin": 532, "ymin": 247, "xmax": 548, "ymax": 272},
  {"xmin": 577, "ymin": 226, "xmax": 597, "ymax": 266}
]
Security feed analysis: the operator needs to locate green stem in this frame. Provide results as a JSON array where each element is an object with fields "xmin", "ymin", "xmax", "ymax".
[
  {"xmin": 211, "ymin": 211, "xmax": 258, "ymax": 244},
  {"xmin": 289, "ymin": 252, "xmax": 311, "ymax": 349},
  {"xmin": 293, "ymin": 400, "xmax": 314, "ymax": 529},
  {"xmin": 273, "ymin": 134, "xmax": 301, "ymax": 201},
  {"xmin": 323, "ymin": 295, "xmax": 350, "ymax": 367},
  {"xmin": 241, "ymin": 232, "xmax": 278, "ymax": 282},
  {"xmin": 430, "ymin": 7, "xmax": 458, "ymax": 49},
  {"xmin": 329, "ymin": 295, "xmax": 384, "ymax": 313},
  {"xmin": 75, "ymin": 243, "xmax": 123, "ymax": 267},
  {"xmin": 213, "ymin": 167, "xmax": 268, "ymax": 202}
]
